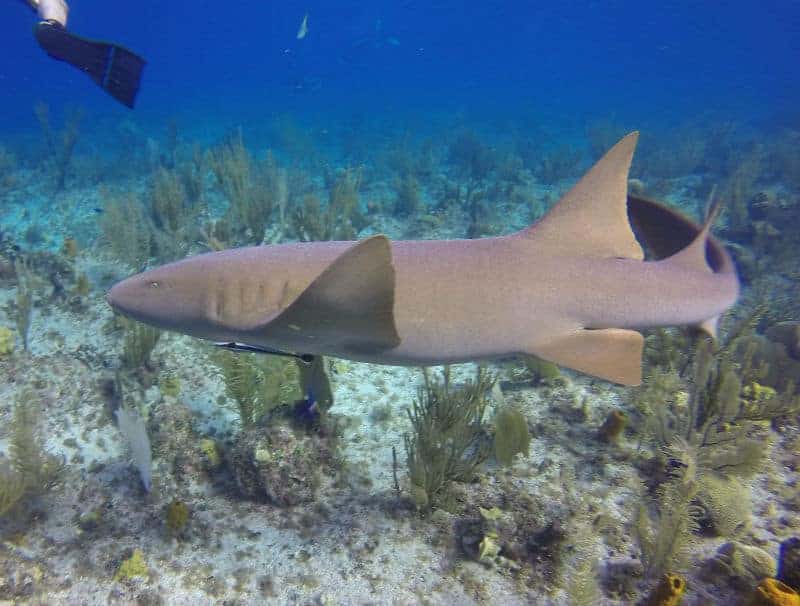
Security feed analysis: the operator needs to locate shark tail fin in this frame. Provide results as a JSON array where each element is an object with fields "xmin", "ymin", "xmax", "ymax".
[
  {"xmin": 628, "ymin": 191, "xmax": 735, "ymax": 274},
  {"xmin": 629, "ymin": 191, "xmax": 738, "ymax": 339}
]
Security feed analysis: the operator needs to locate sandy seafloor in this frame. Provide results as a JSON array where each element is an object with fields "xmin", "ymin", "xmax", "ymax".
[{"xmin": 0, "ymin": 171, "xmax": 798, "ymax": 606}]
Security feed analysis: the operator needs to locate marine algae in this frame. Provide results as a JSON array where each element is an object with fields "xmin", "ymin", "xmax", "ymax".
[
  {"xmin": 403, "ymin": 366, "xmax": 493, "ymax": 510},
  {"xmin": 211, "ymin": 349, "xmax": 303, "ymax": 429},
  {"xmin": 0, "ymin": 326, "xmax": 15, "ymax": 358},
  {"xmin": 493, "ymin": 405, "xmax": 531, "ymax": 466},
  {"xmin": 114, "ymin": 549, "xmax": 149, "ymax": 581},
  {"xmin": 0, "ymin": 391, "xmax": 64, "ymax": 519}
]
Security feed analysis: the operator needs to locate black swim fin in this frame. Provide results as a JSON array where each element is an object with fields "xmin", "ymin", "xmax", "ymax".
[{"xmin": 34, "ymin": 20, "xmax": 145, "ymax": 109}]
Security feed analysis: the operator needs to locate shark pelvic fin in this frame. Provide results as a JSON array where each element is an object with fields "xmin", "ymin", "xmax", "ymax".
[
  {"xmin": 532, "ymin": 328, "xmax": 644, "ymax": 386},
  {"xmin": 518, "ymin": 132, "xmax": 644, "ymax": 261},
  {"xmin": 259, "ymin": 235, "xmax": 401, "ymax": 354}
]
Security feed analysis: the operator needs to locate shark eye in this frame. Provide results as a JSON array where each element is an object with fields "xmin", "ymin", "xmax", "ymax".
[{"xmin": 149, "ymin": 281, "xmax": 160, "ymax": 289}]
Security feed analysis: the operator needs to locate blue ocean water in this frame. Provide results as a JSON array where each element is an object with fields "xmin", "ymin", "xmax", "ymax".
[
  {"xmin": 1, "ymin": 1, "xmax": 799, "ymax": 604},
  {"xmin": 3, "ymin": 1, "xmax": 799, "ymax": 132}
]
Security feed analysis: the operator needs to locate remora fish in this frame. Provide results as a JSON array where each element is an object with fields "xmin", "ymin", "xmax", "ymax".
[{"xmin": 107, "ymin": 133, "xmax": 739, "ymax": 385}]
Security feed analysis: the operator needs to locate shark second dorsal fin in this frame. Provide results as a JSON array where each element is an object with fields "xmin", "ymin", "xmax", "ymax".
[
  {"xmin": 261, "ymin": 235, "xmax": 401, "ymax": 354},
  {"xmin": 532, "ymin": 328, "xmax": 644, "ymax": 386},
  {"xmin": 519, "ymin": 132, "xmax": 644, "ymax": 260}
]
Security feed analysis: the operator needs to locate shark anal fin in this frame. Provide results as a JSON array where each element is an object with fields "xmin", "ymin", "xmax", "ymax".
[
  {"xmin": 531, "ymin": 328, "xmax": 644, "ymax": 386},
  {"xmin": 262, "ymin": 235, "xmax": 401, "ymax": 354},
  {"xmin": 697, "ymin": 315, "xmax": 720, "ymax": 340}
]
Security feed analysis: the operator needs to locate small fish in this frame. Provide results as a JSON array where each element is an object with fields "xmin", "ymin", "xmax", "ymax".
[
  {"xmin": 213, "ymin": 341, "xmax": 314, "ymax": 364},
  {"xmin": 296, "ymin": 13, "xmax": 309, "ymax": 40}
]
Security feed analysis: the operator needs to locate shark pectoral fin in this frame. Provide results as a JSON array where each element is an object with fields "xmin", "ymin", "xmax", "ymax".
[
  {"xmin": 517, "ymin": 132, "xmax": 644, "ymax": 261},
  {"xmin": 261, "ymin": 235, "xmax": 401, "ymax": 354},
  {"xmin": 531, "ymin": 328, "xmax": 644, "ymax": 386}
]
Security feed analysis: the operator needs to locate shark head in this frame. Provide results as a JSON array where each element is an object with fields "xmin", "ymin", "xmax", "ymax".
[{"xmin": 106, "ymin": 257, "xmax": 217, "ymax": 338}]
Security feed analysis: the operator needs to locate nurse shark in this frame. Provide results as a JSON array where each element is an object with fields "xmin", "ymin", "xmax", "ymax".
[{"xmin": 107, "ymin": 133, "xmax": 739, "ymax": 385}]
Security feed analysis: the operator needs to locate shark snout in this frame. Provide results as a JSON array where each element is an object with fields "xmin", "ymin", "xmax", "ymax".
[
  {"xmin": 106, "ymin": 273, "xmax": 159, "ymax": 322},
  {"xmin": 106, "ymin": 278, "xmax": 134, "ymax": 317}
]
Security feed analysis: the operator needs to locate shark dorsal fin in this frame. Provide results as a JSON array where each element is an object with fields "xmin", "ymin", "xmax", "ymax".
[
  {"xmin": 520, "ymin": 132, "xmax": 643, "ymax": 260},
  {"xmin": 260, "ymin": 235, "xmax": 401, "ymax": 354}
]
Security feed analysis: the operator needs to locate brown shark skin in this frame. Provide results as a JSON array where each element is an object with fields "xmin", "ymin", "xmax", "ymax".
[
  {"xmin": 107, "ymin": 133, "xmax": 740, "ymax": 383},
  {"xmin": 107, "ymin": 233, "xmax": 737, "ymax": 359}
]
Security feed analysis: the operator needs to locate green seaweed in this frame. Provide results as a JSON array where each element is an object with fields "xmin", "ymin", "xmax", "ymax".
[
  {"xmin": 523, "ymin": 355, "xmax": 561, "ymax": 385},
  {"xmin": 637, "ymin": 315, "xmax": 798, "ymax": 476},
  {"xmin": 211, "ymin": 349, "xmax": 303, "ymax": 429},
  {"xmin": 121, "ymin": 319, "xmax": 161, "ymax": 371},
  {"xmin": 636, "ymin": 439, "xmax": 702, "ymax": 581},
  {"xmin": 493, "ymin": 405, "xmax": 531, "ymax": 466},
  {"xmin": 150, "ymin": 167, "xmax": 195, "ymax": 234},
  {"xmin": 165, "ymin": 499, "xmax": 190, "ymax": 536},
  {"xmin": 403, "ymin": 366, "xmax": 493, "ymax": 510},
  {"xmin": 209, "ymin": 132, "xmax": 286, "ymax": 245},
  {"xmin": 634, "ymin": 313, "xmax": 799, "ymax": 583},
  {"xmin": 394, "ymin": 172, "xmax": 420, "ymax": 217},
  {"xmin": 1, "ymin": 391, "xmax": 65, "ymax": 519},
  {"xmin": 14, "ymin": 257, "xmax": 34, "ymax": 352},
  {"xmin": 290, "ymin": 167, "xmax": 365, "ymax": 241},
  {"xmin": 99, "ymin": 190, "xmax": 153, "ymax": 269},
  {"xmin": 114, "ymin": 549, "xmax": 148, "ymax": 581},
  {"xmin": 0, "ymin": 143, "xmax": 16, "ymax": 191},
  {"xmin": 0, "ymin": 466, "xmax": 27, "ymax": 517},
  {"xmin": 34, "ymin": 102, "xmax": 82, "ymax": 191}
]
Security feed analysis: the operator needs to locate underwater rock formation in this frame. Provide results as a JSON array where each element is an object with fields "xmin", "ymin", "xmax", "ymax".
[{"xmin": 228, "ymin": 425, "xmax": 334, "ymax": 507}]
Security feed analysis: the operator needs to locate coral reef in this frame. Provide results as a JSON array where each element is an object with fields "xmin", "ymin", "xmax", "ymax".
[
  {"xmin": 228, "ymin": 424, "xmax": 335, "ymax": 507},
  {"xmin": 0, "ymin": 88, "xmax": 799, "ymax": 605},
  {"xmin": 708, "ymin": 541, "xmax": 777, "ymax": 589},
  {"xmin": 644, "ymin": 573, "xmax": 686, "ymax": 606},
  {"xmin": 597, "ymin": 409, "xmax": 627, "ymax": 443},
  {"xmin": 290, "ymin": 167, "xmax": 366, "ymax": 241},
  {"xmin": 14, "ymin": 258, "xmax": 34, "ymax": 351},
  {"xmin": 748, "ymin": 578, "xmax": 800, "ymax": 606},
  {"xmin": 0, "ymin": 144, "xmax": 16, "ymax": 192}
]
